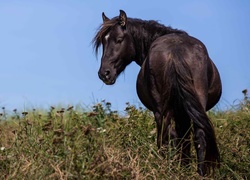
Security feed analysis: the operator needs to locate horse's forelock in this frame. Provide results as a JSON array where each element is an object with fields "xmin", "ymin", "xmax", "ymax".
[{"xmin": 92, "ymin": 18, "xmax": 119, "ymax": 56}]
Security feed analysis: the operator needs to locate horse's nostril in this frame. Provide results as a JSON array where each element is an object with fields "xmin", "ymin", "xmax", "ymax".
[{"xmin": 105, "ymin": 69, "xmax": 110, "ymax": 76}]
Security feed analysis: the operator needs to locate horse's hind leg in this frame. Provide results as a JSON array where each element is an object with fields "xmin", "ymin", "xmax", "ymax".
[
  {"xmin": 155, "ymin": 111, "xmax": 177, "ymax": 156},
  {"xmin": 193, "ymin": 126, "xmax": 207, "ymax": 176},
  {"xmin": 175, "ymin": 113, "xmax": 192, "ymax": 166}
]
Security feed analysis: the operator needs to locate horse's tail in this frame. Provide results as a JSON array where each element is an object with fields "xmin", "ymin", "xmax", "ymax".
[{"xmin": 167, "ymin": 50, "xmax": 220, "ymax": 171}]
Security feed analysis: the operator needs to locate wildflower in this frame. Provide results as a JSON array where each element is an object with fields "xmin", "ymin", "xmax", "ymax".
[
  {"xmin": 42, "ymin": 121, "xmax": 52, "ymax": 131},
  {"xmin": 22, "ymin": 112, "xmax": 28, "ymax": 116},
  {"xmin": 0, "ymin": 147, "xmax": 5, "ymax": 151},
  {"xmin": 50, "ymin": 106, "xmax": 55, "ymax": 110},
  {"xmin": 58, "ymin": 109, "xmax": 65, "ymax": 113},
  {"xmin": 57, "ymin": 108, "xmax": 65, "ymax": 113},
  {"xmin": 87, "ymin": 112, "xmax": 98, "ymax": 117},
  {"xmin": 242, "ymin": 89, "xmax": 248, "ymax": 95},
  {"xmin": 67, "ymin": 105, "xmax": 74, "ymax": 111}
]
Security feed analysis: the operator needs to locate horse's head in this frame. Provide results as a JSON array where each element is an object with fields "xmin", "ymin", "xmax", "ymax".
[{"xmin": 93, "ymin": 10, "xmax": 135, "ymax": 85}]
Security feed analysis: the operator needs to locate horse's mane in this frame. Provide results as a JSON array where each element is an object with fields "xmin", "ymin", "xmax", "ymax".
[{"xmin": 92, "ymin": 17, "xmax": 187, "ymax": 56}]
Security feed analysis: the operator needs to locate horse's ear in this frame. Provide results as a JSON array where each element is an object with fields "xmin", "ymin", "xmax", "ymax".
[
  {"xmin": 102, "ymin": 12, "xmax": 110, "ymax": 22},
  {"xmin": 119, "ymin": 10, "xmax": 127, "ymax": 27}
]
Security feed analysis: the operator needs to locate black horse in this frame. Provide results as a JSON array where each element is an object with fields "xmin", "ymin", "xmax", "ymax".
[{"xmin": 93, "ymin": 10, "xmax": 222, "ymax": 176}]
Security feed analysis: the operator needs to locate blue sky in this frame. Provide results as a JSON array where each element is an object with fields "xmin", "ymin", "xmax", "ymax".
[{"xmin": 0, "ymin": 0, "xmax": 249, "ymax": 112}]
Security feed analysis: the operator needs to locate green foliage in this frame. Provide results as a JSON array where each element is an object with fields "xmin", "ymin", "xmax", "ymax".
[{"xmin": 0, "ymin": 99, "xmax": 249, "ymax": 179}]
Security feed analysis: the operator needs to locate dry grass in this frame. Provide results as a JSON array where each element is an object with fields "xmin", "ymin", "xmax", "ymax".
[{"xmin": 0, "ymin": 99, "xmax": 249, "ymax": 179}]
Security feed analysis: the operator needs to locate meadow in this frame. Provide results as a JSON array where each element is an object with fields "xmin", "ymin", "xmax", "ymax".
[{"xmin": 0, "ymin": 93, "xmax": 249, "ymax": 179}]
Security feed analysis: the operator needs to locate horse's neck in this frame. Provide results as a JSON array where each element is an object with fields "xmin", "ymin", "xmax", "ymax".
[{"xmin": 129, "ymin": 21, "xmax": 186, "ymax": 66}]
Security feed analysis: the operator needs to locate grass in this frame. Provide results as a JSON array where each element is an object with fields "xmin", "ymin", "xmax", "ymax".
[{"xmin": 0, "ymin": 97, "xmax": 249, "ymax": 179}]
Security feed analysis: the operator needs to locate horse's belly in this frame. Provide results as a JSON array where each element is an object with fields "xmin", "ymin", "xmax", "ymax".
[{"xmin": 136, "ymin": 66, "xmax": 154, "ymax": 111}]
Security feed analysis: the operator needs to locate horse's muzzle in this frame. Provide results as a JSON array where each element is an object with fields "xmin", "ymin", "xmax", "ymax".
[{"xmin": 98, "ymin": 69, "xmax": 116, "ymax": 85}]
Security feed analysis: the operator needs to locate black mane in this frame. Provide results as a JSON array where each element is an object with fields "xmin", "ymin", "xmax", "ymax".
[
  {"xmin": 93, "ymin": 16, "xmax": 187, "ymax": 63},
  {"xmin": 126, "ymin": 18, "xmax": 187, "ymax": 64}
]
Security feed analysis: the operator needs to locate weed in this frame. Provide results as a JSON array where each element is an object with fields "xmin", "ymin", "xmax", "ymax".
[{"xmin": 0, "ymin": 96, "xmax": 249, "ymax": 179}]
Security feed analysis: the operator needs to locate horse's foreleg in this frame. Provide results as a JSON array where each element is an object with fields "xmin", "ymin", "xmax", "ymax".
[{"xmin": 194, "ymin": 127, "xmax": 207, "ymax": 176}]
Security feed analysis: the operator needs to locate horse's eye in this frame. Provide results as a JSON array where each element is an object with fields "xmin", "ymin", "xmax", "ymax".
[{"xmin": 116, "ymin": 38, "xmax": 123, "ymax": 44}]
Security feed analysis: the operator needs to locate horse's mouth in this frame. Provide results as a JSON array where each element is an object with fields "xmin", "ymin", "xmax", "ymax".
[
  {"xmin": 103, "ymin": 78, "xmax": 116, "ymax": 85},
  {"xmin": 99, "ymin": 74, "xmax": 116, "ymax": 85}
]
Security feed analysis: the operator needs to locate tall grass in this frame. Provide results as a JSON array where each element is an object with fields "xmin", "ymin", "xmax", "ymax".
[{"xmin": 0, "ymin": 94, "xmax": 249, "ymax": 179}]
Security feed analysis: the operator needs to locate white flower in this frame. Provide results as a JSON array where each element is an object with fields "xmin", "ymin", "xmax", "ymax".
[
  {"xmin": 0, "ymin": 147, "xmax": 5, "ymax": 151},
  {"xmin": 97, "ymin": 127, "xmax": 106, "ymax": 133}
]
